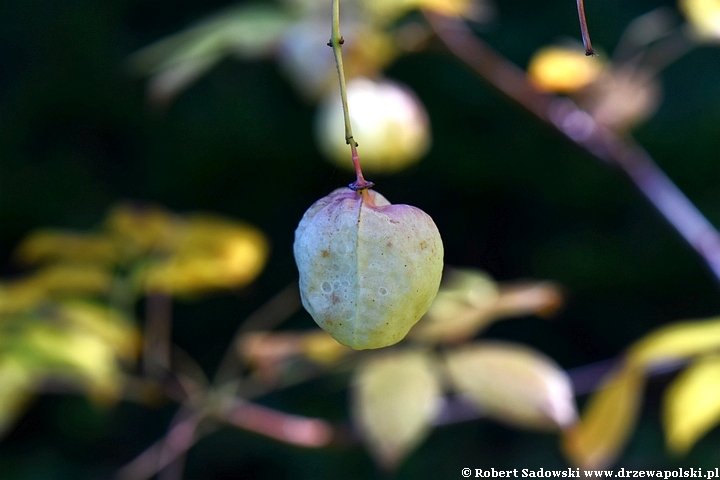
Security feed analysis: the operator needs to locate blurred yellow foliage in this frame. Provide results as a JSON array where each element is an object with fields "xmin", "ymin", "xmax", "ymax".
[
  {"xmin": 0, "ymin": 359, "xmax": 34, "ymax": 437},
  {"xmin": 140, "ymin": 215, "xmax": 269, "ymax": 295},
  {"xmin": 343, "ymin": 28, "xmax": 399, "ymax": 80},
  {"xmin": 626, "ymin": 317, "xmax": 720, "ymax": 369},
  {"xmin": 565, "ymin": 317, "xmax": 720, "ymax": 468},
  {"xmin": 58, "ymin": 300, "xmax": 141, "ymax": 362},
  {"xmin": 663, "ymin": 354, "xmax": 720, "ymax": 454},
  {"xmin": 679, "ymin": 0, "xmax": 720, "ymax": 40},
  {"xmin": 301, "ymin": 331, "xmax": 352, "ymax": 364},
  {"xmin": 0, "ymin": 201, "xmax": 269, "ymax": 440},
  {"xmin": 23, "ymin": 324, "xmax": 122, "ymax": 400},
  {"xmin": 352, "ymin": 349, "xmax": 442, "ymax": 469},
  {"xmin": 105, "ymin": 203, "xmax": 180, "ymax": 259},
  {"xmin": 562, "ymin": 366, "xmax": 645, "ymax": 470},
  {"xmin": 362, "ymin": 0, "xmax": 476, "ymax": 24},
  {"xmin": 527, "ymin": 46, "xmax": 604, "ymax": 93},
  {"xmin": 0, "ymin": 264, "xmax": 113, "ymax": 313},
  {"xmin": 15, "ymin": 230, "xmax": 118, "ymax": 266}
]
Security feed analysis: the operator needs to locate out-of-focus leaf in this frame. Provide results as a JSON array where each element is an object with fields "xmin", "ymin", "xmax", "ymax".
[
  {"xmin": 579, "ymin": 68, "xmax": 661, "ymax": 133},
  {"xmin": 444, "ymin": 341, "xmax": 577, "ymax": 429},
  {"xmin": 14, "ymin": 230, "xmax": 118, "ymax": 266},
  {"xmin": 362, "ymin": 0, "xmax": 478, "ymax": 24},
  {"xmin": 0, "ymin": 359, "xmax": 34, "ymax": 438},
  {"xmin": 240, "ymin": 332, "xmax": 301, "ymax": 364},
  {"xmin": 626, "ymin": 317, "xmax": 720, "ymax": 370},
  {"xmin": 527, "ymin": 46, "xmax": 605, "ymax": 93},
  {"xmin": 679, "ymin": 0, "xmax": 720, "ymax": 41},
  {"xmin": 57, "ymin": 301, "xmax": 141, "ymax": 362},
  {"xmin": 105, "ymin": 203, "xmax": 180, "ymax": 258},
  {"xmin": 238, "ymin": 331, "xmax": 304, "ymax": 384},
  {"xmin": 129, "ymin": 4, "xmax": 291, "ymax": 103},
  {"xmin": 145, "ymin": 53, "xmax": 224, "ymax": 106},
  {"xmin": 352, "ymin": 349, "xmax": 441, "ymax": 469},
  {"xmin": 276, "ymin": 19, "xmax": 338, "ymax": 100},
  {"xmin": 411, "ymin": 268, "xmax": 563, "ymax": 344},
  {"xmin": 21, "ymin": 325, "xmax": 122, "ymax": 402},
  {"xmin": 492, "ymin": 282, "xmax": 564, "ymax": 319},
  {"xmin": 663, "ymin": 354, "xmax": 720, "ymax": 454},
  {"xmin": 140, "ymin": 215, "xmax": 269, "ymax": 296},
  {"xmin": 410, "ymin": 268, "xmax": 500, "ymax": 342},
  {"xmin": 301, "ymin": 331, "xmax": 352, "ymax": 364},
  {"xmin": 562, "ymin": 366, "xmax": 645, "ymax": 469},
  {"xmin": 278, "ymin": 20, "xmax": 398, "ymax": 100},
  {"xmin": 0, "ymin": 264, "xmax": 114, "ymax": 313}
]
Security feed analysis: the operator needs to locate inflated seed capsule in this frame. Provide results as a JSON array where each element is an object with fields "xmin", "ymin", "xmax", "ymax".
[{"xmin": 293, "ymin": 187, "xmax": 443, "ymax": 350}]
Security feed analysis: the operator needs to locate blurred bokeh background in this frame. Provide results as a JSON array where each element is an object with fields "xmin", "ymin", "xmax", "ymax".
[{"xmin": 2, "ymin": 0, "xmax": 720, "ymax": 477}]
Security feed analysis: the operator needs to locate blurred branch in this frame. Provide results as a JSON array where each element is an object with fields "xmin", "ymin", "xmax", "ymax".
[
  {"xmin": 214, "ymin": 282, "xmax": 301, "ymax": 386},
  {"xmin": 219, "ymin": 399, "xmax": 335, "ymax": 447},
  {"xmin": 425, "ymin": 13, "xmax": 720, "ymax": 285},
  {"xmin": 143, "ymin": 293, "xmax": 173, "ymax": 378},
  {"xmin": 116, "ymin": 408, "xmax": 206, "ymax": 480}
]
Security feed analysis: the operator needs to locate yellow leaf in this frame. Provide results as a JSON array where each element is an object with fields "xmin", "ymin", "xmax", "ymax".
[
  {"xmin": 561, "ymin": 366, "xmax": 645, "ymax": 469},
  {"xmin": 663, "ymin": 354, "xmax": 720, "ymax": 454},
  {"xmin": 352, "ymin": 349, "xmax": 442, "ymax": 469},
  {"xmin": 14, "ymin": 230, "xmax": 118, "ymax": 266},
  {"xmin": 105, "ymin": 203, "xmax": 180, "ymax": 258},
  {"xmin": 58, "ymin": 301, "xmax": 141, "ymax": 362},
  {"xmin": 362, "ymin": 0, "xmax": 477, "ymax": 24},
  {"xmin": 527, "ymin": 46, "xmax": 604, "ymax": 93},
  {"xmin": 140, "ymin": 215, "xmax": 269, "ymax": 296},
  {"xmin": 626, "ymin": 318, "xmax": 720, "ymax": 370},
  {"xmin": 0, "ymin": 358, "xmax": 34, "ymax": 438},
  {"xmin": 0, "ymin": 264, "xmax": 114, "ymax": 314},
  {"xmin": 23, "ymin": 325, "xmax": 122, "ymax": 401},
  {"xmin": 301, "ymin": 331, "xmax": 352, "ymax": 365},
  {"xmin": 410, "ymin": 267, "xmax": 500, "ymax": 343},
  {"xmin": 444, "ymin": 341, "xmax": 577, "ymax": 430},
  {"xmin": 679, "ymin": 0, "xmax": 720, "ymax": 41}
]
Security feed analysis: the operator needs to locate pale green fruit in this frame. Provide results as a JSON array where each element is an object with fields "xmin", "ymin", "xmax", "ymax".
[{"xmin": 294, "ymin": 187, "xmax": 443, "ymax": 350}]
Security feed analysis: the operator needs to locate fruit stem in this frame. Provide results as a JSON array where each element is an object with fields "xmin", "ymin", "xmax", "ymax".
[
  {"xmin": 576, "ymin": 0, "xmax": 596, "ymax": 56},
  {"xmin": 328, "ymin": 0, "xmax": 374, "ymax": 191}
]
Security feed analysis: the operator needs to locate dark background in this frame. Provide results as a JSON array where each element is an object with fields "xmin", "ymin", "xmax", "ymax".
[{"xmin": 2, "ymin": 0, "xmax": 720, "ymax": 477}]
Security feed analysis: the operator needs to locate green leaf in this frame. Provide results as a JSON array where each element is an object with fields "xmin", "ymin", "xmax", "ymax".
[{"xmin": 351, "ymin": 349, "xmax": 442, "ymax": 469}]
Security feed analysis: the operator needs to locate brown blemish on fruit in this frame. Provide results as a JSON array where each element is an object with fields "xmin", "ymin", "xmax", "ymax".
[
  {"xmin": 419, "ymin": 240, "xmax": 428, "ymax": 249},
  {"xmin": 326, "ymin": 320, "xmax": 333, "ymax": 326},
  {"xmin": 386, "ymin": 241, "xmax": 393, "ymax": 248},
  {"xmin": 321, "ymin": 250, "xmax": 330, "ymax": 258}
]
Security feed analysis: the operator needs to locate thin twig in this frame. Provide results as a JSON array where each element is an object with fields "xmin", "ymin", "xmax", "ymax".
[
  {"xmin": 220, "ymin": 399, "xmax": 335, "ymax": 447},
  {"xmin": 213, "ymin": 282, "xmax": 301, "ymax": 386},
  {"xmin": 116, "ymin": 408, "xmax": 206, "ymax": 480},
  {"xmin": 424, "ymin": 13, "xmax": 720, "ymax": 285},
  {"xmin": 328, "ymin": 0, "xmax": 372, "ymax": 191},
  {"xmin": 143, "ymin": 293, "xmax": 173, "ymax": 378},
  {"xmin": 576, "ymin": 0, "xmax": 596, "ymax": 55}
]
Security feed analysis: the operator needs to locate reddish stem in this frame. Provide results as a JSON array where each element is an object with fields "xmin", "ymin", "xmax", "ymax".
[{"xmin": 348, "ymin": 143, "xmax": 375, "ymax": 193}]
